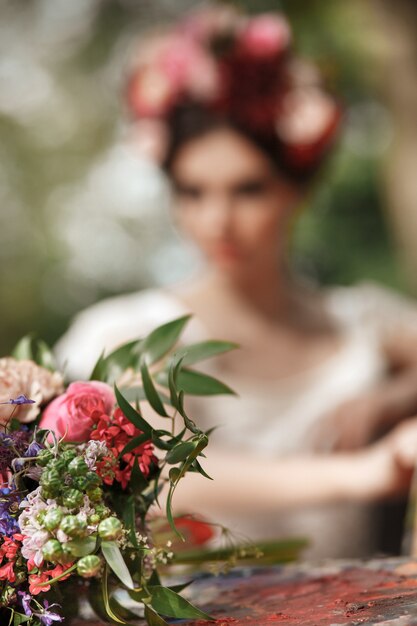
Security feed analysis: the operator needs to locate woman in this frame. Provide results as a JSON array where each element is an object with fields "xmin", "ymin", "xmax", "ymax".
[{"xmin": 56, "ymin": 7, "xmax": 417, "ymax": 557}]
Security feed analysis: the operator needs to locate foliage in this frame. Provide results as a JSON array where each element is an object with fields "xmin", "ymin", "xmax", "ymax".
[{"xmin": 0, "ymin": 318, "xmax": 240, "ymax": 625}]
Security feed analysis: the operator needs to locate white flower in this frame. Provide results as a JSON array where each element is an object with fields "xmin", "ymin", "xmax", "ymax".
[{"xmin": 0, "ymin": 358, "xmax": 64, "ymax": 424}]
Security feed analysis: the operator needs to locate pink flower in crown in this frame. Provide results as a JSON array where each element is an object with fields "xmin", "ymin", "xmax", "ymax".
[
  {"xmin": 39, "ymin": 381, "xmax": 115, "ymax": 442},
  {"xmin": 128, "ymin": 33, "xmax": 221, "ymax": 118},
  {"xmin": 179, "ymin": 6, "xmax": 240, "ymax": 43},
  {"xmin": 155, "ymin": 35, "xmax": 220, "ymax": 101},
  {"xmin": 239, "ymin": 14, "xmax": 291, "ymax": 59}
]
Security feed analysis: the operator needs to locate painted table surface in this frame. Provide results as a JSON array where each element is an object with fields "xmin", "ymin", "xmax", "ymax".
[{"xmin": 72, "ymin": 558, "xmax": 417, "ymax": 626}]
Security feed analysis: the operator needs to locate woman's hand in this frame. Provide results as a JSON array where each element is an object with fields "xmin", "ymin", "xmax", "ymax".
[
  {"xmin": 355, "ymin": 418, "xmax": 417, "ymax": 502},
  {"xmin": 310, "ymin": 367, "xmax": 417, "ymax": 452}
]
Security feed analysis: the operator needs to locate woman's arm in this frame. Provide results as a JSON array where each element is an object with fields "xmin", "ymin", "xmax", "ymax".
[{"xmin": 170, "ymin": 419, "xmax": 417, "ymax": 517}]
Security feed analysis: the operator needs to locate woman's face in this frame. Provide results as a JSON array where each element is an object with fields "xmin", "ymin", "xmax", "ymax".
[{"xmin": 170, "ymin": 128, "xmax": 302, "ymax": 278}]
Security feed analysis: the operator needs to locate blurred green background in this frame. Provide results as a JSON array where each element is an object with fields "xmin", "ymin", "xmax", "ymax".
[{"xmin": 1, "ymin": 0, "xmax": 415, "ymax": 354}]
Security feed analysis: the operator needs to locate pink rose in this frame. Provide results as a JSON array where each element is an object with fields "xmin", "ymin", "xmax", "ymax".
[
  {"xmin": 39, "ymin": 381, "xmax": 115, "ymax": 442},
  {"xmin": 240, "ymin": 15, "xmax": 291, "ymax": 58}
]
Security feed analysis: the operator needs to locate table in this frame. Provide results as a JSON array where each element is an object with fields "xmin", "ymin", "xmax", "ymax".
[{"xmin": 72, "ymin": 558, "xmax": 417, "ymax": 625}]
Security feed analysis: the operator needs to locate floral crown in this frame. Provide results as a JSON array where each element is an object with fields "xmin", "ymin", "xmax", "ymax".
[{"xmin": 126, "ymin": 7, "xmax": 342, "ymax": 172}]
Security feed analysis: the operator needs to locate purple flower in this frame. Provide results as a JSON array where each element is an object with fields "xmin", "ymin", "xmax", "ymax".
[
  {"xmin": 0, "ymin": 487, "xmax": 22, "ymax": 536},
  {"xmin": 25, "ymin": 441, "xmax": 43, "ymax": 457},
  {"xmin": 34, "ymin": 601, "xmax": 63, "ymax": 625},
  {"xmin": 0, "ymin": 394, "xmax": 36, "ymax": 405},
  {"xmin": 18, "ymin": 591, "xmax": 33, "ymax": 617}
]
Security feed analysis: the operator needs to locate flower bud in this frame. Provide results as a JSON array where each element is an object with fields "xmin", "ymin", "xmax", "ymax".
[
  {"xmin": 88, "ymin": 514, "xmax": 100, "ymax": 525},
  {"xmin": 62, "ymin": 488, "xmax": 84, "ymax": 509},
  {"xmin": 77, "ymin": 555, "xmax": 102, "ymax": 578},
  {"xmin": 68, "ymin": 457, "xmax": 89, "ymax": 477},
  {"xmin": 36, "ymin": 449, "xmax": 54, "ymax": 467},
  {"xmin": 58, "ymin": 543, "xmax": 74, "ymax": 565},
  {"xmin": 53, "ymin": 457, "xmax": 67, "ymax": 473},
  {"xmin": 85, "ymin": 471, "xmax": 101, "ymax": 487},
  {"xmin": 42, "ymin": 539, "xmax": 63, "ymax": 563},
  {"xmin": 93, "ymin": 505, "xmax": 109, "ymax": 519},
  {"xmin": 60, "ymin": 515, "xmax": 88, "ymax": 538},
  {"xmin": 40, "ymin": 469, "xmax": 61, "ymax": 495},
  {"xmin": 87, "ymin": 487, "xmax": 103, "ymax": 503},
  {"xmin": 98, "ymin": 517, "xmax": 123, "ymax": 541},
  {"xmin": 73, "ymin": 476, "xmax": 89, "ymax": 491},
  {"xmin": 44, "ymin": 509, "xmax": 63, "ymax": 531}
]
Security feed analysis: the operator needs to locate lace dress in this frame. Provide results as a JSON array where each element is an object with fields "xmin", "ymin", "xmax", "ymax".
[{"xmin": 55, "ymin": 282, "xmax": 417, "ymax": 558}]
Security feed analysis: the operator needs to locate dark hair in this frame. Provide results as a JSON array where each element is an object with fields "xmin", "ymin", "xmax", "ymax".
[{"xmin": 162, "ymin": 103, "xmax": 332, "ymax": 186}]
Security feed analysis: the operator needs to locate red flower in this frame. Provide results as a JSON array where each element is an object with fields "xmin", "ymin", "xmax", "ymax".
[
  {"xmin": 91, "ymin": 408, "xmax": 157, "ymax": 489},
  {"xmin": 29, "ymin": 572, "xmax": 51, "ymax": 595},
  {"xmin": 0, "ymin": 560, "xmax": 16, "ymax": 582}
]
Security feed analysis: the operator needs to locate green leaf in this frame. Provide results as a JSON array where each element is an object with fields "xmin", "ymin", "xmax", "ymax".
[
  {"xmin": 173, "ymin": 340, "xmax": 238, "ymax": 366},
  {"xmin": 177, "ymin": 391, "xmax": 199, "ymax": 434},
  {"xmin": 149, "ymin": 585, "xmax": 212, "ymax": 620},
  {"xmin": 140, "ymin": 359, "xmax": 168, "ymax": 417},
  {"xmin": 174, "ymin": 538, "xmax": 308, "ymax": 565},
  {"xmin": 67, "ymin": 536, "xmax": 96, "ymax": 557},
  {"xmin": 166, "ymin": 435, "xmax": 209, "ymax": 539},
  {"xmin": 13, "ymin": 613, "xmax": 31, "ymax": 625},
  {"xmin": 167, "ymin": 355, "xmax": 184, "ymax": 410},
  {"xmin": 177, "ymin": 368, "xmax": 236, "ymax": 396},
  {"xmin": 35, "ymin": 339, "xmax": 56, "ymax": 370},
  {"xmin": 141, "ymin": 315, "xmax": 191, "ymax": 365},
  {"xmin": 144, "ymin": 605, "xmax": 170, "ymax": 626},
  {"xmin": 101, "ymin": 541, "xmax": 135, "ymax": 590},
  {"xmin": 130, "ymin": 457, "xmax": 149, "ymax": 494},
  {"xmin": 168, "ymin": 580, "xmax": 194, "ymax": 593},
  {"xmin": 102, "ymin": 564, "xmax": 127, "ymax": 624},
  {"xmin": 90, "ymin": 340, "xmax": 143, "ymax": 382},
  {"xmin": 119, "ymin": 386, "xmax": 171, "ymax": 406},
  {"xmin": 114, "ymin": 385, "xmax": 152, "ymax": 437},
  {"xmin": 89, "ymin": 350, "xmax": 107, "ymax": 381},
  {"xmin": 12, "ymin": 335, "xmax": 33, "ymax": 360},
  {"xmin": 119, "ymin": 433, "xmax": 150, "ymax": 457},
  {"xmin": 166, "ymin": 441, "xmax": 197, "ymax": 464},
  {"xmin": 192, "ymin": 458, "xmax": 213, "ymax": 480}
]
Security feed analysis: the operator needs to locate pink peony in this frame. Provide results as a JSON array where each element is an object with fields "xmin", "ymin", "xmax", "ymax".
[
  {"xmin": 39, "ymin": 381, "xmax": 115, "ymax": 442},
  {"xmin": 239, "ymin": 14, "xmax": 291, "ymax": 59}
]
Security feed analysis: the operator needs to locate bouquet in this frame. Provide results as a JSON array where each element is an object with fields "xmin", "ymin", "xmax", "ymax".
[{"xmin": 0, "ymin": 315, "xmax": 238, "ymax": 626}]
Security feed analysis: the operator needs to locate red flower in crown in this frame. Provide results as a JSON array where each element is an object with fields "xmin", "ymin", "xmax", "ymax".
[{"xmin": 126, "ymin": 7, "xmax": 342, "ymax": 171}]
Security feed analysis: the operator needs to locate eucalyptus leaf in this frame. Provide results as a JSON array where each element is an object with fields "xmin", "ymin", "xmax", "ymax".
[
  {"xmin": 177, "ymin": 391, "xmax": 199, "ymax": 434},
  {"xmin": 141, "ymin": 315, "xmax": 191, "ymax": 365},
  {"xmin": 166, "ymin": 441, "xmax": 197, "ymax": 464},
  {"xmin": 119, "ymin": 386, "xmax": 171, "ymax": 406},
  {"xmin": 90, "ymin": 340, "xmax": 143, "ymax": 382},
  {"xmin": 101, "ymin": 541, "xmax": 135, "ymax": 590},
  {"xmin": 149, "ymin": 585, "xmax": 212, "ymax": 620},
  {"xmin": 177, "ymin": 368, "xmax": 236, "ymax": 396},
  {"xmin": 140, "ymin": 359, "xmax": 168, "ymax": 417},
  {"xmin": 173, "ymin": 340, "xmax": 238, "ymax": 366},
  {"xmin": 192, "ymin": 458, "xmax": 213, "ymax": 480},
  {"xmin": 167, "ymin": 355, "xmax": 184, "ymax": 410},
  {"xmin": 114, "ymin": 385, "xmax": 152, "ymax": 437}
]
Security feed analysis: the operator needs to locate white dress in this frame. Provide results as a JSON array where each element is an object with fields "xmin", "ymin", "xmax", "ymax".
[{"xmin": 55, "ymin": 282, "xmax": 417, "ymax": 559}]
